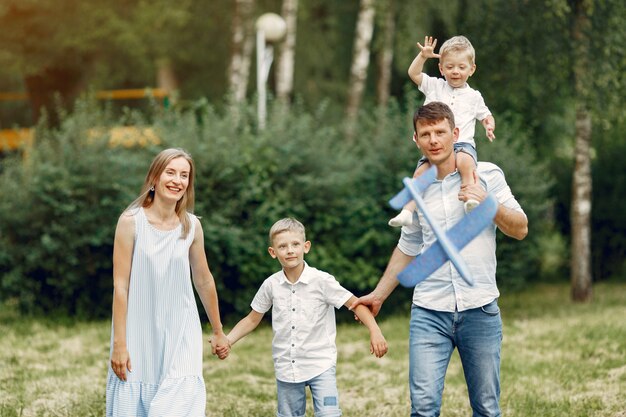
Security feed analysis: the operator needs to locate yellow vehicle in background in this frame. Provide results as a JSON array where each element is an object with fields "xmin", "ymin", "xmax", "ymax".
[{"xmin": 0, "ymin": 88, "xmax": 168, "ymax": 152}]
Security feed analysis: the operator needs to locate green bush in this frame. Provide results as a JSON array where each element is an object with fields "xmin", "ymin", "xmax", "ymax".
[
  {"xmin": 0, "ymin": 97, "xmax": 554, "ymax": 319},
  {"xmin": 0, "ymin": 102, "xmax": 154, "ymax": 317},
  {"xmin": 480, "ymin": 111, "xmax": 558, "ymax": 289}
]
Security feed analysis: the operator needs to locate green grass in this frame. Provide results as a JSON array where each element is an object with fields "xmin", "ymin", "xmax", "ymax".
[{"xmin": 1, "ymin": 282, "xmax": 625, "ymax": 416}]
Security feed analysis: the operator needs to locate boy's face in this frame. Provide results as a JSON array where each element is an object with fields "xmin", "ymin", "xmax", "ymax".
[
  {"xmin": 268, "ymin": 230, "xmax": 311, "ymax": 272},
  {"xmin": 438, "ymin": 51, "xmax": 476, "ymax": 89}
]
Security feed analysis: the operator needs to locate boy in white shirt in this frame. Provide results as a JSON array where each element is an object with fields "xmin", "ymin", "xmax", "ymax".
[
  {"xmin": 389, "ymin": 35, "xmax": 496, "ymax": 227},
  {"xmin": 219, "ymin": 218, "xmax": 387, "ymax": 417}
]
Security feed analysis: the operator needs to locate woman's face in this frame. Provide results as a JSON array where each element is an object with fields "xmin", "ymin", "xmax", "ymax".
[{"xmin": 155, "ymin": 157, "xmax": 191, "ymax": 202}]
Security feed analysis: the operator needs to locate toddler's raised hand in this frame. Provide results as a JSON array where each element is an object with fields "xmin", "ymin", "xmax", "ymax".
[{"xmin": 417, "ymin": 36, "xmax": 441, "ymax": 59}]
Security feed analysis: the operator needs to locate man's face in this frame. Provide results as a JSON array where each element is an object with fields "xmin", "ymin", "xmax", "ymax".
[{"xmin": 414, "ymin": 118, "xmax": 459, "ymax": 166}]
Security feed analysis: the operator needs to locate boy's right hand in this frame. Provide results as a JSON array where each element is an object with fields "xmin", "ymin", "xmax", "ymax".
[{"xmin": 417, "ymin": 36, "xmax": 441, "ymax": 60}]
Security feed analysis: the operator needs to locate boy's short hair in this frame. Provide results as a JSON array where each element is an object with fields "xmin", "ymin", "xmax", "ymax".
[
  {"xmin": 439, "ymin": 35, "xmax": 475, "ymax": 64},
  {"xmin": 413, "ymin": 102, "xmax": 456, "ymax": 133},
  {"xmin": 269, "ymin": 218, "xmax": 306, "ymax": 245}
]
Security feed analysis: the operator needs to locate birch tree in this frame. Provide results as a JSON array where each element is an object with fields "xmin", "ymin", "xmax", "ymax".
[
  {"xmin": 375, "ymin": 0, "xmax": 395, "ymax": 106},
  {"xmin": 346, "ymin": 0, "xmax": 376, "ymax": 127},
  {"xmin": 227, "ymin": 0, "xmax": 255, "ymax": 103},
  {"xmin": 570, "ymin": 0, "xmax": 593, "ymax": 302},
  {"xmin": 276, "ymin": 0, "xmax": 298, "ymax": 103}
]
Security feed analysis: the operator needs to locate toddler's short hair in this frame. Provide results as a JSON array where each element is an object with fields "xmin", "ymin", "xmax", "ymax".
[
  {"xmin": 269, "ymin": 218, "xmax": 306, "ymax": 245},
  {"xmin": 439, "ymin": 35, "xmax": 475, "ymax": 64}
]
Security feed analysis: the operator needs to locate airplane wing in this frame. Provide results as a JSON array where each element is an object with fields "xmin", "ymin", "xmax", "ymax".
[
  {"xmin": 397, "ymin": 194, "xmax": 498, "ymax": 287},
  {"xmin": 389, "ymin": 166, "xmax": 437, "ymax": 210}
]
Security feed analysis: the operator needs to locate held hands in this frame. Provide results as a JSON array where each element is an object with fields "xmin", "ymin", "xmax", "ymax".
[
  {"xmin": 111, "ymin": 346, "xmax": 132, "ymax": 381},
  {"xmin": 349, "ymin": 294, "xmax": 388, "ymax": 358},
  {"xmin": 349, "ymin": 292, "xmax": 383, "ymax": 320},
  {"xmin": 210, "ymin": 333, "xmax": 231, "ymax": 360},
  {"xmin": 417, "ymin": 36, "xmax": 441, "ymax": 60}
]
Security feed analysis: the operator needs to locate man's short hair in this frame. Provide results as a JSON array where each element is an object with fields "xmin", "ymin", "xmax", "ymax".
[
  {"xmin": 413, "ymin": 102, "xmax": 456, "ymax": 132},
  {"xmin": 269, "ymin": 218, "xmax": 306, "ymax": 245}
]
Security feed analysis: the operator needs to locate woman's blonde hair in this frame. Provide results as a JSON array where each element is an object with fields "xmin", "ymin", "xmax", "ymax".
[{"xmin": 127, "ymin": 148, "xmax": 195, "ymax": 238}]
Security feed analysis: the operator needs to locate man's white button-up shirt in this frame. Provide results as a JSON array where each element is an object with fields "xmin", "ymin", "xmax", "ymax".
[{"xmin": 397, "ymin": 162, "xmax": 526, "ymax": 312}]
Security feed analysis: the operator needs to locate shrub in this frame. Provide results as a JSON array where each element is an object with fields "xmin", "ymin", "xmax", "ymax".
[
  {"xmin": 0, "ymin": 102, "xmax": 153, "ymax": 317},
  {"xmin": 480, "ymin": 111, "xmax": 558, "ymax": 290},
  {"xmin": 0, "ymin": 97, "xmax": 554, "ymax": 318}
]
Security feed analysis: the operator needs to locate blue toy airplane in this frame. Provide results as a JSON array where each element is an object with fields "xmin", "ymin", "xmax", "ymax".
[{"xmin": 389, "ymin": 166, "xmax": 498, "ymax": 288}]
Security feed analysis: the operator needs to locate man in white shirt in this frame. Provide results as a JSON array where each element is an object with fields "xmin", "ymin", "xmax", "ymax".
[{"xmin": 352, "ymin": 102, "xmax": 528, "ymax": 417}]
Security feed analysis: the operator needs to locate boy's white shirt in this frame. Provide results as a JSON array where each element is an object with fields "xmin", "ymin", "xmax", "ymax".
[
  {"xmin": 251, "ymin": 262, "xmax": 352, "ymax": 383},
  {"xmin": 419, "ymin": 73, "xmax": 491, "ymax": 148}
]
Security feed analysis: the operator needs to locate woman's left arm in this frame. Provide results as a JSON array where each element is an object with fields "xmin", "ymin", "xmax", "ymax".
[{"xmin": 189, "ymin": 217, "xmax": 229, "ymax": 352}]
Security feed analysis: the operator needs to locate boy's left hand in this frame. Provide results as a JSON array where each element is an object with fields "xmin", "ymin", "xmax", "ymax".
[{"xmin": 370, "ymin": 331, "xmax": 388, "ymax": 358}]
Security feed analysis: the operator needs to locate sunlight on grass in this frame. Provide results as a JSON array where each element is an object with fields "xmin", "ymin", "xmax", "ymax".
[{"xmin": 1, "ymin": 282, "xmax": 625, "ymax": 416}]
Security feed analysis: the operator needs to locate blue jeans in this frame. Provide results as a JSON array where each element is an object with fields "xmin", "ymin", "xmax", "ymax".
[
  {"xmin": 276, "ymin": 366, "xmax": 342, "ymax": 417},
  {"xmin": 409, "ymin": 300, "xmax": 502, "ymax": 417}
]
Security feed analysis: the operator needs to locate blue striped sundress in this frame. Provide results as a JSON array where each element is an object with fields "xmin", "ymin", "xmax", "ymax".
[{"xmin": 106, "ymin": 208, "xmax": 206, "ymax": 417}]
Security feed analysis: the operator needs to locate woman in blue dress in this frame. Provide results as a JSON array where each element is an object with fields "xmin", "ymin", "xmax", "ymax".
[{"xmin": 106, "ymin": 148, "xmax": 230, "ymax": 416}]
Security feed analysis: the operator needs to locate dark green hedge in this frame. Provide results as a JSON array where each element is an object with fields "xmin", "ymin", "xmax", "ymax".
[{"xmin": 0, "ymin": 98, "xmax": 553, "ymax": 319}]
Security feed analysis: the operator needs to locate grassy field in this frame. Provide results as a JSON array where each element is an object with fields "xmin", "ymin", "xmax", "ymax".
[{"xmin": 1, "ymin": 282, "xmax": 625, "ymax": 416}]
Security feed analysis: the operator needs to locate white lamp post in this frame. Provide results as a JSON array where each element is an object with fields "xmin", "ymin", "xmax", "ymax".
[{"xmin": 256, "ymin": 13, "xmax": 287, "ymax": 129}]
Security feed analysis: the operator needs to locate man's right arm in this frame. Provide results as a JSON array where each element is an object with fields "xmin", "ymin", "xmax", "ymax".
[{"xmin": 350, "ymin": 247, "xmax": 415, "ymax": 317}]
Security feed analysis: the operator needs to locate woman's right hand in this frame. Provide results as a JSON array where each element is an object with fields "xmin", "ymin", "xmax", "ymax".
[{"xmin": 110, "ymin": 346, "xmax": 132, "ymax": 381}]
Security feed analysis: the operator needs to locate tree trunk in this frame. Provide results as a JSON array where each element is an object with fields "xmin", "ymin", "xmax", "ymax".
[
  {"xmin": 346, "ymin": 0, "xmax": 376, "ymax": 130},
  {"xmin": 228, "ymin": 0, "xmax": 255, "ymax": 103},
  {"xmin": 156, "ymin": 58, "xmax": 179, "ymax": 105},
  {"xmin": 276, "ymin": 0, "xmax": 298, "ymax": 103},
  {"xmin": 376, "ymin": 0, "xmax": 395, "ymax": 107},
  {"xmin": 570, "ymin": 0, "xmax": 593, "ymax": 302}
]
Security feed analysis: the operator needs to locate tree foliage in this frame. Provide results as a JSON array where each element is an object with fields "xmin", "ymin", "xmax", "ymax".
[{"xmin": 0, "ymin": 0, "xmax": 624, "ymax": 318}]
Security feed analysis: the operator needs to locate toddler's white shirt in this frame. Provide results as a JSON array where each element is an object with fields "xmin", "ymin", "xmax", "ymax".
[{"xmin": 420, "ymin": 73, "xmax": 491, "ymax": 148}]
